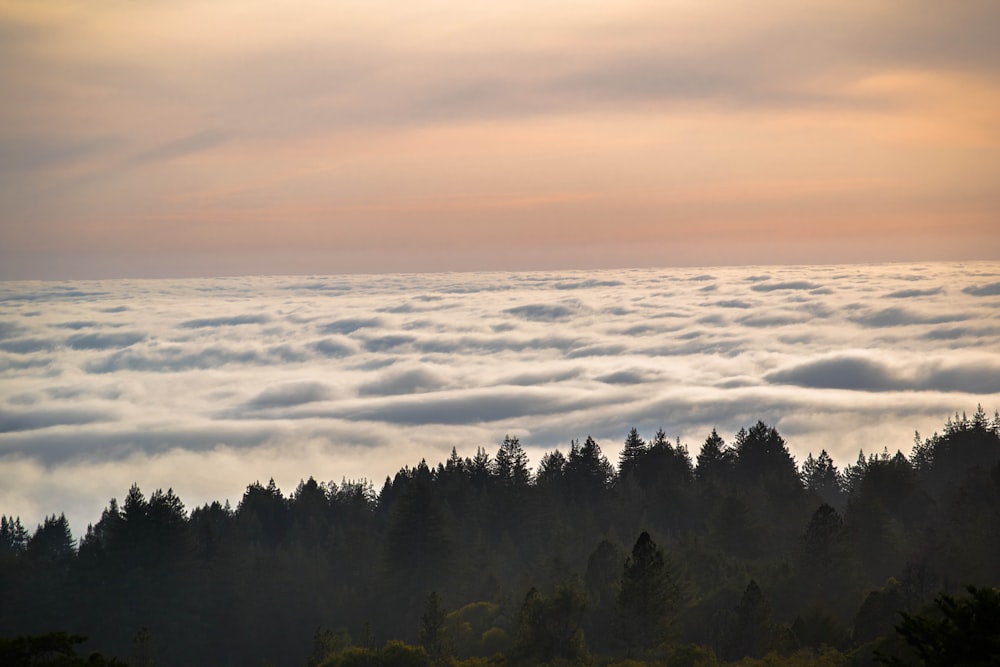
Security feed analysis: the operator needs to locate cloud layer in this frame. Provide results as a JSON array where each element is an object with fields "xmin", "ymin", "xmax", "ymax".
[{"xmin": 2, "ymin": 262, "xmax": 999, "ymax": 533}]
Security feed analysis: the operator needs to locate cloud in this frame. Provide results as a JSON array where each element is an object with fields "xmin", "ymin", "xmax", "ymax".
[
  {"xmin": 0, "ymin": 322, "xmax": 26, "ymax": 339},
  {"xmin": 0, "ymin": 338, "xmax": 56, "ymax": 354},
  {"xmin": 179, "ymin": 314, "xmax": 271, "ymax": 329},
  {"xmin": 2, "ymin": 262, "xmax": 999, "ymax": 534},
  {"xmin": 362, "ymin": 334, "xmax": 417, "ymax": 352},
  {"xmin": 320, "ymin": 318, "xmax": 384, "ymax": 335},
  {"xmin": 922, "ymin": 326, "xmax": 1000, "ymax": 341},
  {"xmin": 84, "ymin": 345, "xmax": 292, "ymax": 373},
  {"xmin": 766, "ymin": 355, "xmax": 902, "ymax": 391},
  {"xmin": 357, "ymin": 368, "xmax": 447, "ymax": 396},
  {"xmin": 247, "ymin": 382, "xmax": 333, "ymax": 408},
  {"xmin": 338, "ymin": 388, "xmax": 615, "ymax": 426},
  {"xmin": 505, "ymin": 304, "xmax": 578, "ymax": 321},
  {"xmin": 596, "ymin": 369, "xmax": 657, "ymax": 385},
  {"xmin": 51, "ymin": 321, "xmax": 100, "ymax": 330},
  {"xmin": 736, "ymin": 313, "xmax": 807, "ymax": 327},
  {"xmin": 565, "ymin": 344, "xmax": 628, "ymax": 358},
  {"xmin": 552, "ymin": 279, "xmax": 625, "ymax": 290},
  {"xmin": 766, "ymin": 354, "xmax": 1000, "ymax": 393},
  {"xmin": 0, "ymin": 408, "xmax": 116, "ymax": 433},
  {"xmin": 309, "ymin": 338, "xmax": 355, "ymax": 357},
  {"xmin": 963, "ymin": 282, "xmax": 1000, "ymax": 296},
  {"xmin": 501, "ymin": 368, "xmax": 583, "ymax": 386},
  {"xmin": 750, "ymin": 281, "xmax": 821, "ymax": 292},
  {"xmin": 850, "ymin": 307, "xmax": 966, "ymax": 327},
  {"xmin": 66, "ymin": 332, "xmax": 145, "ymax": 350},
  {"xmin": 885, "ymin": 287, "xmax": 943, "ymax": 298},
  {"xmin": 922, "ymin": 364, "xmax": 1000, "ymax": 394}
]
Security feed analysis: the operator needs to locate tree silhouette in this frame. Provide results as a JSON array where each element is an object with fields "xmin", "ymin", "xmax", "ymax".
[
  {"xmin": 878, "ymin": 586, "xmax": 1000, "ymax": 667},
  {"xmin": 619, "ymin": 427, "xmax": 647, "ymax": 478},
  {"xmin": 617, "ymin": 531, "xmax": 679, "ymax": 656},
  {"xmin": 419, "ymin": 591, "xmax": 448, "ymax": 661}
]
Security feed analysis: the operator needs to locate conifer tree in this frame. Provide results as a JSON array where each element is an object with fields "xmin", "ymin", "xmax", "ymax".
[
  {"xmin": 619, "ymin": 427, "xmax": 647, "ymax": 478},
  {"xmin": 617, "ymin": 531, "xmax": 679, "ymax": 656}
]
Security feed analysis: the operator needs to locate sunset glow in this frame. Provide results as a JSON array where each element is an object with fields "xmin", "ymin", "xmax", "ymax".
[{"xmin": 2, "ymin": 0, "xmax": 998, "ymax": 279}]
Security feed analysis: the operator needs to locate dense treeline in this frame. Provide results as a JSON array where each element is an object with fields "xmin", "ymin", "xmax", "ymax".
[{"xmin": 1, "ymin": 407, "xmax": 999, "ymax": 666}]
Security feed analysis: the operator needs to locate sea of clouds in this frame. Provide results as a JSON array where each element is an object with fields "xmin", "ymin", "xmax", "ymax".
[{"xmin": 2, "ymin": 262, "xmax": 1000, "ymax": 535}]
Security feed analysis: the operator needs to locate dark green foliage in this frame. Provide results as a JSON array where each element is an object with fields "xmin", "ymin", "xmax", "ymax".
[
  {"xmin": 801, "ymin": 450, "xmax": 844, "ymax": 509},
  {"xmin": 566, "ymin": 436, "xmax": 615, "ymax": 501},
  {"xmin": 0, "ymin": 632, "xmax": 126, "ymax": 666},
  {"xmin": 697, "ymin": 429, "xmax": 733, "ymax": 483},
  {"xmin": 715, "ymin": 580, "xmax": 778, "ymax": 661},
  {"xmin": 617, "ymin": 531, "xmax": 680, "ymax": 656},
  {"xmin": 512, "ymin": 583, "xmax": 588, "ymax": 663},
  {"xmin": 619, "ymin": 428, "xmax": 647, "ymax": 479},
  {"xmin": 419, "ymin": 592, "xmax": 448, "ymax": 660},
  {"xmin": 0, "ymin": 515, "xmax": 28, "ymax": 557},
  {"xmin": 0, "ymin": 410, "xmax": 997, "ymax": 666},
  {"xmin": 494, "ymin": 435, "xmax": 531, "ymax": 489},
  {"xmin": 26, "ymin": 514, "xmax": 75, "ymax": 564},
  {"xmin": 877, "ymin": 586, "xmax": 1000, "ymax": 667}
]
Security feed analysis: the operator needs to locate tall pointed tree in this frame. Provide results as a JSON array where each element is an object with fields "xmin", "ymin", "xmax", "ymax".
[
  {"xmin": 619, "ymin": 428, "xmax": 647, "ymax": 478},
  {"xmin": 617, "ymin": 531, "xmax": 679, "ymax": 656},
  {"xmin": 696, "ymin": 428, "xmax": 733, "ymax": 483}
]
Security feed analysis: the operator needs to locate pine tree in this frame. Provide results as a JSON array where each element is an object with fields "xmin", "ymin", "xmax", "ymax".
[
  {"xmin": 617, "ymin": 532, "xmax": 679, "ymax": 656},
  {"xmin": 696, "ymin": 429, "xmax": 732, "ymax": 482},
  {"xmin": 801, "ymin": 449, "xmax": 844, "ymax": 507},
  {"xmin": 619, "ymin": 427, "xmax": 647, "ymax": 478},
  {"xmin": 494, "ymin": 435, "xmax": 531, "ymax": 488},
  {"xmin": 419, "ymin": 591, "xmax": 449, "ymax": 660}
]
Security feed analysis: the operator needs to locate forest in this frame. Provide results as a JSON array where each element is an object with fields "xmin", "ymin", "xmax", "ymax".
[{"xmin": 1, "ymin": 407, "xmax": 999, "ymax": 667}]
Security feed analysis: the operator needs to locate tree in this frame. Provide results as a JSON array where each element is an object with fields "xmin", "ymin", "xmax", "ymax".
[
  {"xmin": 801, "ymin": 450, "xmax": 844, "ymax": 508},
  {"xmin": 733, "ymin": 421, "xmax": 798, "ymax": 490},
  {"xmin": 26, "ymin": 513, "xmax": 75, "ymax": 564},
  {"xmin": 419, "ymin": 592, "xmax": 448, "ymax": 661},
  {"xmin": 877, "ymin": 586, "xmax": 1000, "ymax": 666},
  {"xmin": 696, "ymin": 429, "xmax": 733, "ymax": 483},
  {"xmin": 513, "ymin": 584, "xmax": 588, "ymax": 662},
  {"xmin": 566, "ymin": 436, "xmax": 614, "ymax": 500},
  {"xmin": 0, "ymin": 632, "xmax": 127, "ymax": 667},
  {"xmin": 619, "ymin": 428, "xmax": 647, "ymax": 478},
  {"xmin": 536, "ymin": 450, "xmax": 566, "ymax": 486},
  {"xmin": 617, "ymin": 532, "xmax": 679, "ymax": 656},
  {"xmin": 716, "ymin": 580, "xmax": 776, "ymax": 661},
  {"xmin": 799, "ymin": 503, "xmax": 854, "ymax": 614},
  {"xmin": 494, "ymin": 435, "xmax": 531, "ymax": 488},
  {"xmin": 0, "ymin": 515, "xmax": 28, "ymax": 557}
]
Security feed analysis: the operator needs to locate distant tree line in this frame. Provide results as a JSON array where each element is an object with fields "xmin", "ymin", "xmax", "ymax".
[{"xmin": 1, "ymin": 406, "xmax": 999, "ymax": 666}]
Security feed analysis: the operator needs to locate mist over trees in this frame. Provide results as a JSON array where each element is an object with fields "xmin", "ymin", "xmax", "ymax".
[{"xmin": 1, "ymin": 407, "xmax": 999, "ymax": 666}]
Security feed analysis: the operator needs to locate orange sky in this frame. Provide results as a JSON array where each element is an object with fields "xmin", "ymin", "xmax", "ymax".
[{"xmin": 1, "ymin": 0, "xmax": 998, "ymax": 278}]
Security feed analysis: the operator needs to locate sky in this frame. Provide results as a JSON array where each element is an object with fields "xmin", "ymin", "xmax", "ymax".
[
  {"xmin": 1, "ymin": 0, "xmax": 999, "ymax": 279},
  {"xmin": 2, "ymin": 262, "xmax": 1000, "ymax": 535}
]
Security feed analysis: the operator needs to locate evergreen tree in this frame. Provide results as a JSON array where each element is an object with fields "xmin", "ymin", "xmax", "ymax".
[
  {"xmin": 419, "ymin": 591, "xmax": 449, "ymax": 661},
  {"xmin": 617, "ymin": 531, "xmax": 679, "ymax": 656},
  {"xmin": 566, "ymin": 436, "xmax": 614, "ymax": 499},
  {"xmin": 801, "ymin": 450, "xmax": 844, "ymax": 508},
  {"xmin": 0, "ymin": 516, "xmax": 28, "ymax": 557},
  {"xmin": 696, "ymin": 429, "xmax": 733, "ymax": 482},
  {"xmin": 878, "ymin": 586, "xmax": 1000, "ymax": 667},
  {"xmin": 494, "ymin": 435, "xmax": 531, "ymax": 488},
  {"xmin": 26, "ymin": 514, "xmax": 75, "ymax": 564},
  {"xmin": 619, "ymin": 427, "xmax": 647, "ymax": 478},
  {"xmin": 717, "ymin": 580, "xmax": 775, "ymax": 660}
]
